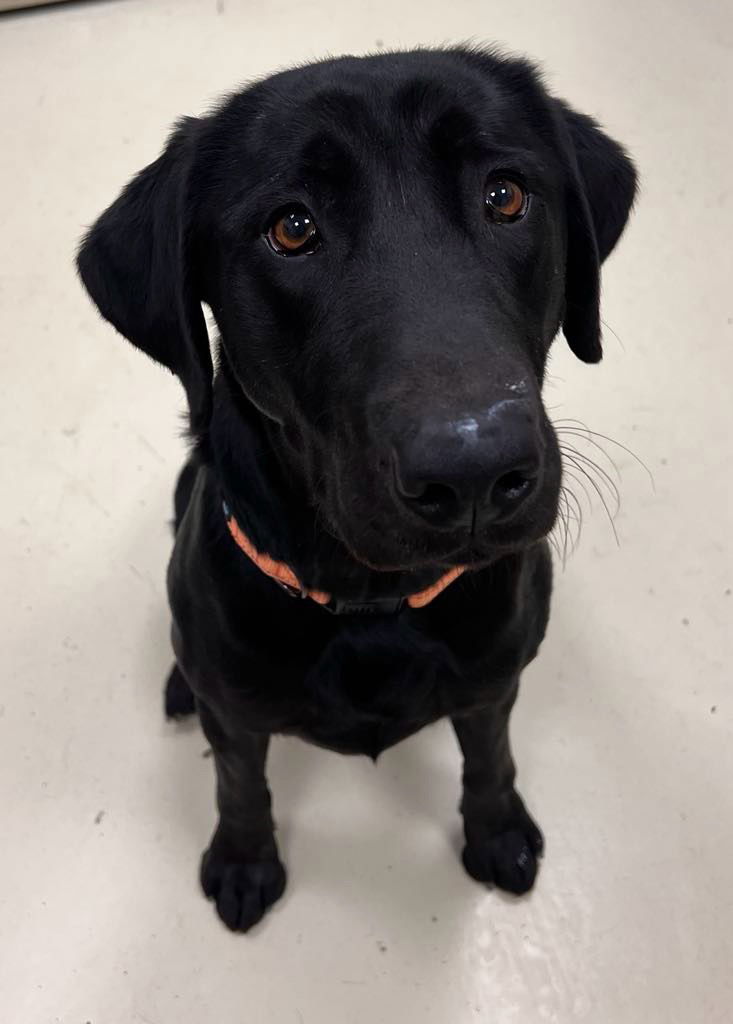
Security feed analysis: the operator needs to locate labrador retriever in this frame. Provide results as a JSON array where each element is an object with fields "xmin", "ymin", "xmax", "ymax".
[{"xmin": 77, "ymin": 46, "xmax": 637, "ymax": 932}]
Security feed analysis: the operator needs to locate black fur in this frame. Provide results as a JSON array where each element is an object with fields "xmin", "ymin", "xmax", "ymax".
[{"xmin": 77, "ymin": 47, "xmax": 636, "ymax": 932}]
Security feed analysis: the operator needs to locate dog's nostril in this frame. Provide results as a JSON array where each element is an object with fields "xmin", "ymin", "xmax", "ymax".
[
  {"xmin": 411, "ymin": 482, "xmax": 459, "ymax": 509},
  {"xmin": 492, "ymin": 470, "xmax": 534, "ymax": 505}
]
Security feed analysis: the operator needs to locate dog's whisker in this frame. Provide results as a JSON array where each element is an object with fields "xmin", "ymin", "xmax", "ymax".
[
  {"xmin": 557, "ymin": 492, "xmax": 570, "ymax": 565},
  {"xmin": 557, "ymin": 437, "xmax": 621, "ymax": 495},
  {"xmin": 561, "ymin": 485, "xmax": 584, "ymax": 541},
  {"xmin": 559, "ymin": 445, "xmax": 621, "ymax": 514},
  {"xmin": 549, "ymin": 509, "xmax": 566, "ymax": 567},
  {"xmin": 555, "ymin": 426, "xmax": 622, "ymax": 480},
  {"xmin": 560, "ymin": 449, "xmax": 616, "ymax": 509},
  {"xmin": 558, "ymin": 493, "xmax": 581, "ymax": 528},
  {"xmin": 600, "ymin": 317, "xmax": 626, "ymax": 352},
  {"xmin": 565, "ymin": 495, "xmax": 581, "ymax": 556},
  {"xmin": 551, "ymin": 487, "xmax": 574, "ymax": 566},
  {"xmin": 562, "ymin": 467, "xmax": 595, "ymax": 513},
  {"xmin": 551, "ymin": 461, "xmax": 594, "ymax": 563},
  {"xmin": 561, "ymin": 449, "xmax": 620, "ymax": 518},
  {"xmin": 561, "ymin": 493, "xmax": 577, "ymax": 561},
  {"xmin": 561, "ymin": 453, "xmax": 620, "ymax": 546},
  {"xmin": 554, "ymin": 418, "xmax": 655, "ymax": 490},
  {"xmin": 562, "ymin": 488, "xmax": 584, "ymax": 556}
]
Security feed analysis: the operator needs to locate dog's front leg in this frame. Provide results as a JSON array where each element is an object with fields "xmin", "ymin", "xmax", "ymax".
[
  {"xmin": 197, "ymin": 702, "xmax": 286, "ymax": 932},
  {"xmin": 452, "ymin": 687, "xmax": 543, "ymax": 895}
]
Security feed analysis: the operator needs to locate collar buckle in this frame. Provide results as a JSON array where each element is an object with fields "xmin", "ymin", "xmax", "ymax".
[
  {"xmin": 275, "ymin": 580, "xmax": 304, "ymax": 599},
  {"xmin": 323, "ymin": 595, "xmax": 406, "ymax": 616}
]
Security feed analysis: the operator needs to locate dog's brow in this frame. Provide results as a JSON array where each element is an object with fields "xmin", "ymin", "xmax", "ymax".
[
  {"xmin": 299, "ymin": 132, "xmax": 357, "ymax": 182},
  {"xmin": 429, "ymin": 106, "xmax": 492, "ymax": 161},
  {"xmin": 303, "ymin": 89, "xmax": 374, "ymax": 134}
]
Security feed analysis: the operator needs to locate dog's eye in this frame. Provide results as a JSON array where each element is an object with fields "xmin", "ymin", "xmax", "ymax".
[
  {"xmin": 485, "ymin": 178, "xmax": 527, "ymax": 222},
  {"xmin": 266, "ymin": 207, "xmax": 319, "ymax": 255}
]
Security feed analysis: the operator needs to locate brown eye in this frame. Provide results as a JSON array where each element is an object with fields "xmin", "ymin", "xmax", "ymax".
[
  {"xmin": 267, "ymin": 207, "xmax": 319, "ymax": 255},
  {"xmin": 485, "ymin": 178, "xmax": 527, "ymax": 221}
]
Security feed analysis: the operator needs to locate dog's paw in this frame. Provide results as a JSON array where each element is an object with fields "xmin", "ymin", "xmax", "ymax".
[
  {"xmin": 462, "ymin": 813, "xmax": 544, "ymax": 895},
  {"xmin": 164, "ymin": 664, "xmax": 196, "ymax": 720},
  {"xmin": 201, "ymin": 848, "xmax": 286, "ymax": 932}
]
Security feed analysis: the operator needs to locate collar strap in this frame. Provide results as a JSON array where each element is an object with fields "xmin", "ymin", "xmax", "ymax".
[{"xmin": 222, "ymin": 501, "xmax": 464, "ymax": 614}]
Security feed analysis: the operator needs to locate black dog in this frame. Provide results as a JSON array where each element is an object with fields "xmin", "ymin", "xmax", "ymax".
[{"xmin": 77, "ymin": 47, "xmax": 636, "ymax": 932}]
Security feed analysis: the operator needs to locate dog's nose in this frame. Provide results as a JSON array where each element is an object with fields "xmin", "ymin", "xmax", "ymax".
[{"xmin": 392, "ymin": 401, "xmax": 541, "ymax": 528}]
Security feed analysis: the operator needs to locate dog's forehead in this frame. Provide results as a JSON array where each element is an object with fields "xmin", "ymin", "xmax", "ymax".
[{"xmin": 237, "ymin": 51, "xmax": 546, "ymax": 160}]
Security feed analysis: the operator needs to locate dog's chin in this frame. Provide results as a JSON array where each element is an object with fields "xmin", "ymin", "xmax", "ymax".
[{"xmin": 329, "ymin": 512, "xmax": 556, "ymax": 574}]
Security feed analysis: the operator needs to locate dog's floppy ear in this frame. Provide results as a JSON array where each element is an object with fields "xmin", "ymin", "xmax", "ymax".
[
  {"xmin": 76, "ymin": 117, "xmax": 212, "ymax": 429},
  {"xmin": 557, "ymin": 102, "xmax": 638, "ymax": 363}
]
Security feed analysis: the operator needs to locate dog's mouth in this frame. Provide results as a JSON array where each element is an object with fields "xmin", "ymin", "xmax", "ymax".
[{"xmin": 321, "ymin": 506, "xmax": 555, "ymax": 575}]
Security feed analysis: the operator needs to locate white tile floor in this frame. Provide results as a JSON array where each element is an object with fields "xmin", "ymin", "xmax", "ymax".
[{"xmin": 1, "ymin": 0, "xmax": 732, "ymax": 1021}]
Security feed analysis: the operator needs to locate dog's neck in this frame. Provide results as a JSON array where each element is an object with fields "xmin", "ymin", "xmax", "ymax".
[{"xmin": 201, "ymin": 365, "xmax": 451, "ymax": 605}]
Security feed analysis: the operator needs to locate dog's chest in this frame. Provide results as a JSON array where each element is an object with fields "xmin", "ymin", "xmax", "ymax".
[{"xmin": 293, "ymin": 621, "xmax": 458, "ymax": 756}]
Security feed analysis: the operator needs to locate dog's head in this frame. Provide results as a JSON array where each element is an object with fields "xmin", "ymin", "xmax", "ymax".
[{"xmin": 78, "ymin": 48, "xmax": 636, "ymax": 572}]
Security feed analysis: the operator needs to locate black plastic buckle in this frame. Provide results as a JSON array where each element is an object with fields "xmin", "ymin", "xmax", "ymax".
[
  {"xmin": 323, "ymin": 595, "xmax": 406, "ymax": 616},
  {"xmin": 274, "ymin": 580, "xmax": 305, "ymax": 599}
]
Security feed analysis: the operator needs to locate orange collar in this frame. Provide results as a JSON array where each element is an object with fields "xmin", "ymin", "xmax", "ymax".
[{"xmin": 223, "ymin": 502, "xmax": 464, "ymax": 614}]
